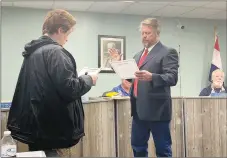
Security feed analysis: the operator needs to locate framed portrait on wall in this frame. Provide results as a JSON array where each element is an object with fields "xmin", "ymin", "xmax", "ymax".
[{"xmin": 98, "ymin": 35, "xmax": 126, "ymax": 73}]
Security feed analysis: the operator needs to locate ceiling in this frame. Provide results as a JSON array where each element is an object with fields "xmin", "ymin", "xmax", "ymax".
[{"xmin": 1, "ymin": 0, "xmax": 227, "ymax": 20}]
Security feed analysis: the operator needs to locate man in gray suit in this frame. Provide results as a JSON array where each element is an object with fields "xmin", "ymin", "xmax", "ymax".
[{"xmin": 129, "ymin": 18, "xmax": 179, "ymax": 157}]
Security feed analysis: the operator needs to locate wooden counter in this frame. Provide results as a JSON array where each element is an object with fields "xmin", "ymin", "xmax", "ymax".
[{"xmin": 1, "ymin": 97, "xmax": 227, "ymax": 157}]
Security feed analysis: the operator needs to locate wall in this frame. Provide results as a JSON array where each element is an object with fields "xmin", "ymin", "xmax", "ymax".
[{"xmin": 1, "ymin": 7, "xmax": 226, "ymax": 100}]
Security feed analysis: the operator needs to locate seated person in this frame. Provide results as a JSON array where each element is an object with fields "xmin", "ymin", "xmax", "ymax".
[
  {"xmin": 112, "ymin": 79, "xmax": 132, "ymax": 96},
  {"xmin": 199, "ymin": 69, "xmax": 227, "ymax": 96}
]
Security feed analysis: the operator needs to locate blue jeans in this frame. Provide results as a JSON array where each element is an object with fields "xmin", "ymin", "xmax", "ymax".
[{"xmin": 131, "ymin": 116, "xmax": 172, "ymax": 157}]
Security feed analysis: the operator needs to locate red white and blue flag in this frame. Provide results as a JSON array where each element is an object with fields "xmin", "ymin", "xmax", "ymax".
[{"xmin": 209, "ymin": 35, "xmax": 222, "ymax": 81}]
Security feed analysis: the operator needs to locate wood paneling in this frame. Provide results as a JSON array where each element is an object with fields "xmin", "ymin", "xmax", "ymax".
[
  {"xmin": 82, "ymin": 100, "xmax": 116, "ymax": 157},
  {"xmin": 184, "ymin": 98, "xmax": 227, "ymax": 157}
]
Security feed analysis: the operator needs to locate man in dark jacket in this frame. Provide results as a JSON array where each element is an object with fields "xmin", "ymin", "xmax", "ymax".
[{"xmin": 7, "ymin": 9, "xmax": 98, "ymax": 157}]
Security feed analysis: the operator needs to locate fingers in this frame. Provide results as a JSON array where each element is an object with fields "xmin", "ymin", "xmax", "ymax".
[
  {"xmin": 109, "ymin": 48, "xmax": 115, "ymax": 54},
  {"xmin": 109, "ymin": 48, "xmax": 119, "ymax": 55},
  {"xmin": 90, "ymin": 75, "xmax": 98, "ymax": 85},
  {"xmin": 135, "ymin": 72, "xmax": 145, "ymax": 80},
  {"xmin": 135, "ymin": 70, "xmax": 145, "ymax": 76},
  {"xmin": 134, "ymin": 70, "xmax": 150, "ymax": 81}
]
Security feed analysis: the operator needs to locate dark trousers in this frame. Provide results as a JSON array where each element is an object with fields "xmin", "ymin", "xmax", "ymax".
[
  {"xmin": 131, "ymin": 116, "xmax": 172, "ymax": 157},
  {"xmin": 29, "ymin": 144, "xmax": 59, "ymax": 157}
]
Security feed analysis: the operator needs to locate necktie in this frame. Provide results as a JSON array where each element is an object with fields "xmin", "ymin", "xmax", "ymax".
[{"xmin": 133, "ymin": 48, "xmax": 148, "ymax": 96}]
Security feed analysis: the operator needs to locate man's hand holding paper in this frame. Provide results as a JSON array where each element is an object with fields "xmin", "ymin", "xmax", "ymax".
[
  {"xmin": 135, "ymin": 70, "xmax": 152, "ymax": 81},
  {"xmin": 78, "ymin": 67, "xmax": 101, "ymax": 86},
  {"xmin": 90, "ymin": 74, "xmax": 98, "ymax": 86}
]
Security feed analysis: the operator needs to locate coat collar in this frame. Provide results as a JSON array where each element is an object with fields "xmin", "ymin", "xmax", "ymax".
[{"xmin": 135, "ymin": 41, "xmax": 162, "ymax": 68}]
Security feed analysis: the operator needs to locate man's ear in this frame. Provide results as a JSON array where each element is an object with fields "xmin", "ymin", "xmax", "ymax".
[{"xmin": 57, "ymin": 27, "xmax": 64, "ymax": 34}]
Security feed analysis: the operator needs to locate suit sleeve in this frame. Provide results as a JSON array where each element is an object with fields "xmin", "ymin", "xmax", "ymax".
[
  {"xmin": 47, "ymin": 48, "xmax": 93, "ymax": 102},
  {"xmin": 152, "ymin": 48, "xmax": 179, "ymax": 87},
  {"xmin": 199, "ymin": 87, "xmax": 211, "ymax": 96},
  {"xmin": 199, "ymin": 88, "xmax": 209, "ymax": 96}
]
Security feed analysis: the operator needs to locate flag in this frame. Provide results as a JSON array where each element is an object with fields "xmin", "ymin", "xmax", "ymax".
[{"xmin": 209, "ymin": 35, "xmax": 222, "ymax": 82}]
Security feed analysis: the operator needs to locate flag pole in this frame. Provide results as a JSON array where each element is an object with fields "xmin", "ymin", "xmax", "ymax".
[{"xmin": 214, "ymin": 26, "xmax": 217, "ymax": 41}]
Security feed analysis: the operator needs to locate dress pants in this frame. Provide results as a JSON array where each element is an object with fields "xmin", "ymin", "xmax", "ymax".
[{"xmin": 131, "ymin": 115, "xmax": 172, "ymax": 157}]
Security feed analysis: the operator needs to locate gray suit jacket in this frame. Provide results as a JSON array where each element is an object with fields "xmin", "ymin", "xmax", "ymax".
[{"xmin": 130, "ymin": 42, "xmax": 179, "ymax": 121}]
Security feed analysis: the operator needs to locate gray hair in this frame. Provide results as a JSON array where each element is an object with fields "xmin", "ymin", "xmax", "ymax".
[
  {"xmin": 139, "ymin": 18, "xmax": 161, "ymax": 35},
  {"xmin": 212, "ymin": 69, "xmax": 225, "ymax": 79}
]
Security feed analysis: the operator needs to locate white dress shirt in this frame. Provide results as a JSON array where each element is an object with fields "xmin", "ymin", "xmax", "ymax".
[{"xmin": 142, "ymin": 42, "xmax": 158, "ymax": 56}]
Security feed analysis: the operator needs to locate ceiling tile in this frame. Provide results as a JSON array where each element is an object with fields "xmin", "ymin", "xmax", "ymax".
[
  {"xmin": 180, "ymin": 7, "xmax": 223, "ymax": 18},
  {"xmin": 87, "ymin": 2, "xmax": 132, "ymax": 13},
  {"xmin": 121, "ymin": 2, "xmax": 164, "ymax": 15},
  {"xmin": 53, "ymin": 1, "xmax": 94, "ymax": 11},
  {"xmin": 205, "ymin": 11, "xmax": 227, "ymax": 20},
  {"xmin": 202, "ymin": 1, "xmax": 226, "ymax": 10},
  {"xmin": 170, "ymin": 0, "xmax": 212, "ymax": 7},
  {"xmin": 13, "ymin": 1, "xmax": 53, "ymax": 9},
  {"xmin": 151, "ymin": 5, "xmax": 196, "ymax": 17}
]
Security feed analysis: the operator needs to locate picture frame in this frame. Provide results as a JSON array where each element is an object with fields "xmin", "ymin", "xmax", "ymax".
[{"xmin": 98, "ymin": 35, "xmax": 126, "ymax": 73}]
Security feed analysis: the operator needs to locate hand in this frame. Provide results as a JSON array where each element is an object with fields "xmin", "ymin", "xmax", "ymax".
[
  {"xmin": 135, "ymin": 70, "xmax": 152, "ymax": 81},
  {"xmin": 90, "ymin": 74, "xmax": 98, "ymax": 86},
  {"xmin": 212, "ymin": 81, "xmax": 223, "ymax": 89},
  {"xmin": 109, "ymin": 48, "xmax": 122, "ymax": 61}
]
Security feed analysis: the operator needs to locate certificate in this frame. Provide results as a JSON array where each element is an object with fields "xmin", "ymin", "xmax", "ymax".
[
  {"xmin": 110, "ymin": 59, "xmax": 139, "ymax": 79},
  {"xmin": 78, "ymin": 67, "xmax": 101, "ymax": 76}
]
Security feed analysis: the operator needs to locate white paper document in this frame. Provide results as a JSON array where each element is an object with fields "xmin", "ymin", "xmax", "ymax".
[
  {"xmin": 110, "ymin": 59, "xmax": 139, "ymax": 79},
  {"xmin": 78, "ymin": 67, "xmax": 102, "ymax": 76},
  {"xmin": 16, "ymin": 151, "xmax": 46, "ymax": 157}
]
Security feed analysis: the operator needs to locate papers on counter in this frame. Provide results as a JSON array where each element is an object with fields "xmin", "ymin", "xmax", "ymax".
[
  {"xmin": 16, "ymin": 151, "xmax": 46, "ymax": 157},
  {"xmin": 110, "ymin": 59, "xmax": 139, "ymax": 79}
]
